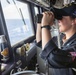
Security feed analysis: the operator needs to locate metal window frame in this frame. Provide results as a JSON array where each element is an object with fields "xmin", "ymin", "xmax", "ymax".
[
  {"xmin": 0, "ymin": 1, "xmax": 13, "ymax": 58},
  {"xmin": 0, "ymin": 1, "xmax": 36, "ymax": 58}
]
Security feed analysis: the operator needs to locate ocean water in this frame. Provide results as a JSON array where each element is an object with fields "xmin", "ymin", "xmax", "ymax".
[{"xmin": 5, "ymin": 19, "xmax": 34, "ymax": 46}]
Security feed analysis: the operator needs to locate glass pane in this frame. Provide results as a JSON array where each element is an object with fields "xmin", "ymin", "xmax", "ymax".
[
  {"xmin": 40, "ymin": 8, "xmax": 42, "ymax": 13},
  {"xmin": 1, "ymin": 0, "xmax": 34, "ymax": 46},
  {"xmin": 34, "ymin": 6, "xmax": 39, "ymax": 15}
]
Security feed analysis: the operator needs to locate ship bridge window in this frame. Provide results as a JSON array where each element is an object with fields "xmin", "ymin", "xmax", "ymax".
[
  {"xmin": 1, "ymin": 0, "xmax": 34, "ymax": 46},
  {"xmin": 34, "ymin": 6, "xmax": 39, "ymax": 15}
]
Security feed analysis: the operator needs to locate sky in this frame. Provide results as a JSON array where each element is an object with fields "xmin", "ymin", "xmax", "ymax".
[{"xmin": 1, "ymin": 0, "xmax": 30, "ymax": 19}]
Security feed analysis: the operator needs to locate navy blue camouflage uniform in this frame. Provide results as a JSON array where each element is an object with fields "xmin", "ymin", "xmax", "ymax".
[{"xmin": 36, "ymin": 33, "xmax": 76, "ymax": 75}]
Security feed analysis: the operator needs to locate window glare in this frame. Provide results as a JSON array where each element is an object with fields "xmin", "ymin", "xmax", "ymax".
[
  {"xmin": 1, "ymin": 0, "xmax": 34, "ymax": 46},
  {"xmin": 34, "ymin": 6, "xmax": 39, "ymax": 15}
]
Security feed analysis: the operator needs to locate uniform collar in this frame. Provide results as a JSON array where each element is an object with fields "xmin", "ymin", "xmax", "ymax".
[{"xmin": 62, "ymin": 33, "xmax": 76, "ymax": 47}]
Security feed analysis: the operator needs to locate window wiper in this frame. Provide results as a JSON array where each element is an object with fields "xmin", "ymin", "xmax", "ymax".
[
  {"xmin": 6, "ymin": 0, "xmax": 10, "ymax": 4},
  {"xmin": 12, "ymin": 0, "xmax": 26, "ymax": 25},
  {"xmin": 19, "ymin": 8, "xmax": 26, "ymax": 25}
]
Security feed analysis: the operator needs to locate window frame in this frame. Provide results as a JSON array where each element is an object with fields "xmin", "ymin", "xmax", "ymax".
[
  {"xmin": 0, "ymin": 1, "xmax": 36, "ymax": 48},
  {"xmin": 0, "ymin": 0, "xmax": 49, "ymax": 57}
]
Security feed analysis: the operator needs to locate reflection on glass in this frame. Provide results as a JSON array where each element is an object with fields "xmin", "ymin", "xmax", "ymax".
[
  {"xmin": 34, "ymin": 6, "xmax": 39, "ymax": 15},
  {"xmin": 1, "ymin": 0, "xmax": 34, "ymax": 46}
]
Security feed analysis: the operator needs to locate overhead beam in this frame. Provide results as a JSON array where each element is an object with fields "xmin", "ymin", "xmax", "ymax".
[{"xmin": 17, "ymin": 0, "xmax": 50, "ymax": 10}]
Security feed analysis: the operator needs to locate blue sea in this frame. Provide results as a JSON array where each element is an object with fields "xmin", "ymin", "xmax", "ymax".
[{"xmin": 5, "ymin": 19, "xmax": 34, "ymax": 46}]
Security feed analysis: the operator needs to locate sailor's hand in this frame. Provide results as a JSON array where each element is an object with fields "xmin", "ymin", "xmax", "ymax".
[{"xmin": 41, "ymin": 11, "xmax": 54, "ymax": 26}]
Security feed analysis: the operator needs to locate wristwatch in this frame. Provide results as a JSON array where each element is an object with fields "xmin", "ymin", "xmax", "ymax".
[{"xmin": 41, "ymin": 25, "xmax": 51, "ymax": 30}]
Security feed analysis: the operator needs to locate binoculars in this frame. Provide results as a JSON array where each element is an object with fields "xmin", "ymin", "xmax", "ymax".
[{"xmin": 36, "ymin": 12, "xmax": 63, "ymax": 23}]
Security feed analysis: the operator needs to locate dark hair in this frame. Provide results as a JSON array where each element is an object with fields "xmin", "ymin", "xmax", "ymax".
[{"xmin": 70, "ymin": 16, "xmax": 76, "ymax": 19}]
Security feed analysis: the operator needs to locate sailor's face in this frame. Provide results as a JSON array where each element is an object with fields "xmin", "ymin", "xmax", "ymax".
[{"xmin": 58, "ymin": 16, "xmax": 74, "ymax": 32}]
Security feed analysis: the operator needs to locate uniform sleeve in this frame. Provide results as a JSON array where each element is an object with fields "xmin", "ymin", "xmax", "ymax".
[
  {"xmin": 36, "ymin": 41, "xmax": 42, "ymax": 48},
  {"xmin": 40, "ymin": 39, "xmax": 58, "ymax": 60},
  {"xmin": 35, "ymin": 36, "xmax": 57, "ymax": 48},
  {"xmin": 40, "ymin": 39, "xmax": 76, "ymax": 68},
  {"xmin": 34, "ymin": 39, "xmax": 42, "ymax": 48}
]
